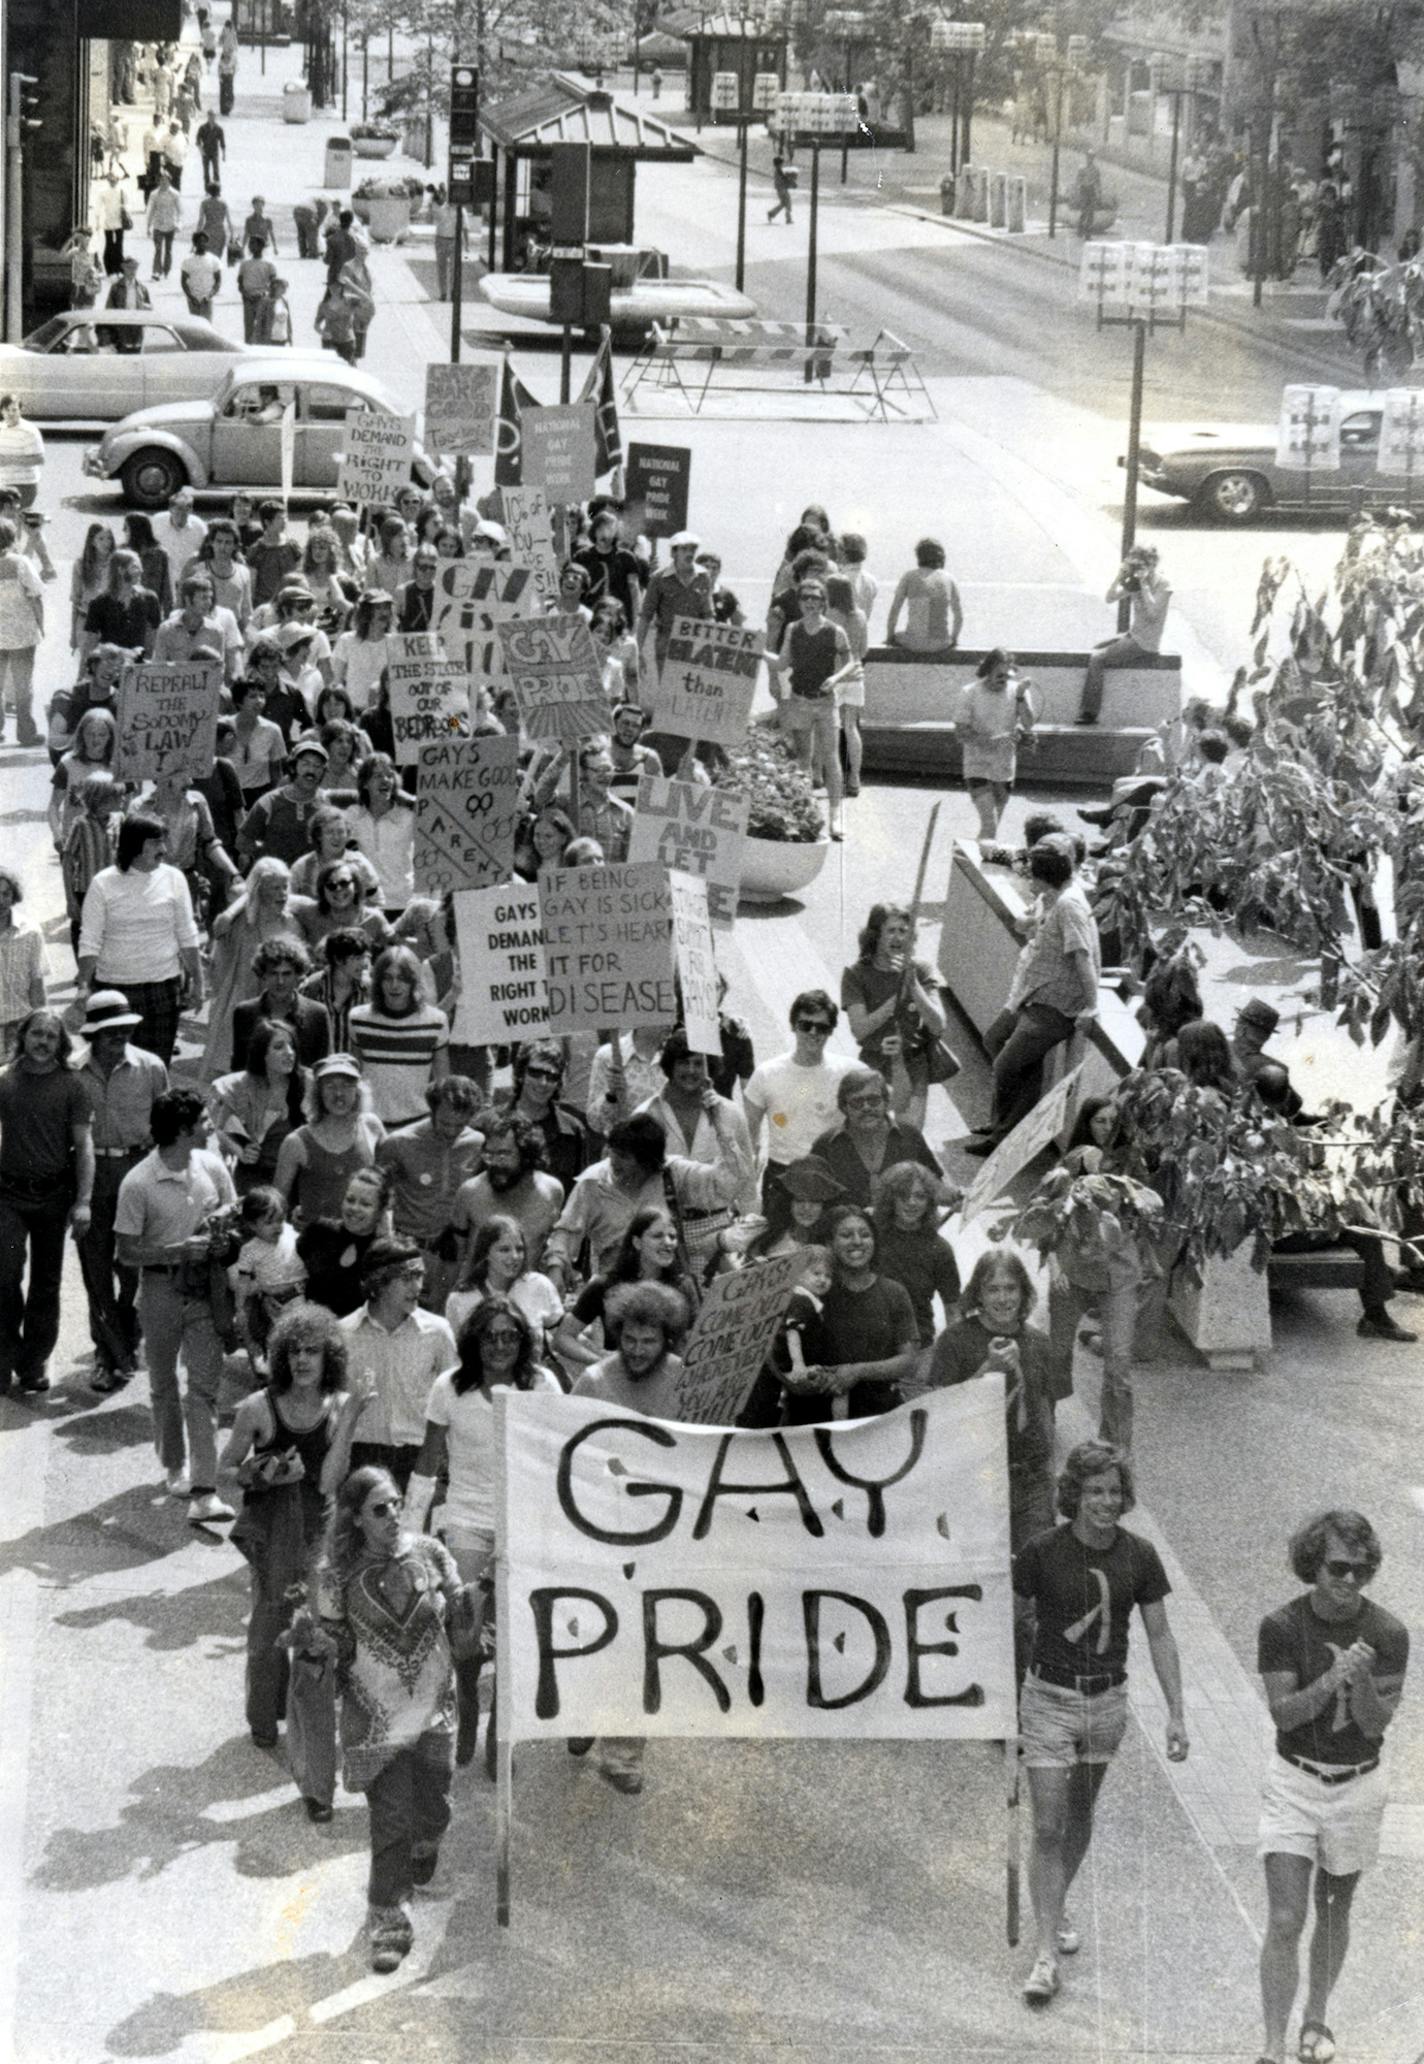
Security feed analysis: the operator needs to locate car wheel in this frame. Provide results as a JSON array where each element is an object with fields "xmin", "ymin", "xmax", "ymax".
[
  {"xmin": 1199, "ymin": 470, "xmax": 1268, "ymax": 523},
  {"xmin": 120, "ymin": 450, "xmax": 187, "ymax": 510}
]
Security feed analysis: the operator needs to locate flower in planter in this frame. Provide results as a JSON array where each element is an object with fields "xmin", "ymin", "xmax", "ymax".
[
  {"xmin": 713, "ymin": 723, "xmax": 824, "ymax": 843},
  {"xmin": 351, "ymin": 121, "xmax": 400, "ymax": 141}
]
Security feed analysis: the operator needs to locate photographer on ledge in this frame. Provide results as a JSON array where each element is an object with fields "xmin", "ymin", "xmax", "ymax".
[{"xmin": 1077, "ymin": 547, "xmax": 1172, "ymax": 727}]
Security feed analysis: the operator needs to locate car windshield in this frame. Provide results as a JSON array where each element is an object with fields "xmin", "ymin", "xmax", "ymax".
[{"xmin": 22, "ymin": 317, "xmax": 69, "ymax": 351}]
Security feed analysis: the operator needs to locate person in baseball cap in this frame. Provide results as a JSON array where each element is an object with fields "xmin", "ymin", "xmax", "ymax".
[{"xmin": 313, "ymin": 1051, "xmax": 362, "ymax": 1080}]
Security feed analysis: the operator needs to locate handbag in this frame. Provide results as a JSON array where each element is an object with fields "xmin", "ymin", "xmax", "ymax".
[
  {"xmin": 923, "ymin": 1035, "xmax": 962, "ymax": 1084},
  {"xmin": 446, "ymin": 1583, "xmax": 484, "ymax": 1662},
  {"xmin": 120, "ymin": 207, "xmax": 133, "ymax": 232},
  {"xmin": 226, "ymin": 240, "xmax": 242, "ymax": 266}
]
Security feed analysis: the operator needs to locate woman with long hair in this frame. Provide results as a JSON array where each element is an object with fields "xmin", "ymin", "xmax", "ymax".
[
  {"xmin": 295, "ymin": 1159, "xmax": 392, "ymax": 1312},
  {"xmin": 841, "ymin": 901, "xmax": 947, "ymax": 1131},
  {"xmin": 316, "ymin": 716, "xmax": 368, "ymax": 793},
  {"xmin": 69, "ymin": 522, "xmax": 116, "ymax": 650},
  {"xmin": 347, "ymin": 943, "xmax": 449, "ymax": 1127},
  {"xmin": 347, "ymin": 753, "xmax": 415, "ymax": 915},
  {"xmin": 81, "ymin": 547, "xmax": 161, "ymax": 664},
  {"xmin": 313, "ymin": 680, "xmax": 358, "ymax": 728},
  {"xmin": 514, "ymin": 804, "xmax": 576, "ymax": 884},
  {"xmin": 316, "ymin": 1464, "xmax": 471, "ymax": 1971},
  {"xmin": 122, "ymin": 510, "xmax": 175, "ymax": 617},
  {"xmin": 0, "ymin": 871, "xmax": 50, "ymax": 1065},
  {"xmin": 1061, "ymin": 1095, "xmax": 1120, "ymax": 1177},
  {"xmin": 208, "ymin": 1017, "xmax": 310, "ymax": 1192},
  {"xmin": 407, "ymin": 1297, "xmax": 560, "ymax": 1769},
  {"xmin": 301, "ymin": 523, "xmax": 357, "ymax": 635},
  {"xmin": 290, "ymin": 855, "xmax": 389, "ymax": 956},
  {"xmin": 1176, "ymin": 1019, "xmax": 1236, "ymax": 1094},
  {"xmin": 447, "ymin": 1213, "xmax": 563, "ymax": 1360},
  {"xmin": 220, "ymin": 1300, "xmax": 361, "ymax": 1815},
  {"xmin": 331, "ymin": 588, "xmax": 394, "ymax": 714},
  {"xmin": 741, "ymin": 1155, "xmax": 844, "ymax": 1262},
  {"xmin": 46, "ymin": 639, "xmax": 126, "ymax": 762},
  {"xmin": 201, "ymin": 855, "xmax": 302, "ymax": 1080},
  {"xmin": 551, "ymin": 1204, "xmax": 694, "ymax": 1374},
  {"xmin": 277, "ymin": 1054, "xmax": 387, "ymax": 1228},
  {"xmin": 369, "ymin": 513, "xmax": 411, "ymax": 598},
  {"xmin": 871, "ymin": 1159, "xmax": 960, "ymax": 1346},
  {"xmin": 799, "ymin": 1203, "xmax": 918, "ymax": 1424},
  {"xmin": 48, "ymin": 708, "xmax": 117, "ymax": 851},
  {"xmin": 76, "ymin": 810, "xmax": 201, "ymax": 1065}
]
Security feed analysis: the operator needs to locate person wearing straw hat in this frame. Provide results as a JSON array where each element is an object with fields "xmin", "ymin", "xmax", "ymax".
[{"xmin": 76, "ymin": 990, "xmax": 169, "ymax": 1393}]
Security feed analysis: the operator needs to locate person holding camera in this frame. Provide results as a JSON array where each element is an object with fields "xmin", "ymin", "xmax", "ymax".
[{"xmin": 1077, "ymin": 546, "xmax": 1172, "ymax": 727}]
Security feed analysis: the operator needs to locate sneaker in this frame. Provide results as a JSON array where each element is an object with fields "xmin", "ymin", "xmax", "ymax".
[
  {"xmin": 304, "ymin": 1798, "xmax": 334, "ymax": 1823},
  {"xmin": 1358, "ymin": 1311, "xmax": 1418, "ymax": 1343},
  {"xmin": 1055, "ymin": 1911, "xmax": 1080, "ymax": 1955},
  {"xmin": 90, "ymin": 1366, "xmax": 126, "ymax": 1395},
  {"xmin": 1023, "ymin": 1955, "xmax": 1060, "ymax": 2004},
  {"xmin": 164, "ymin": 1468, "xmax": 191, "ymax": 1497},
  {"xmin": 188, "ymin": 1490, "xmax": 235, "ymax": 1524},
  {"xmin": 17, "ymin": 1371, "xmax": 50, "ymax": 1393}
]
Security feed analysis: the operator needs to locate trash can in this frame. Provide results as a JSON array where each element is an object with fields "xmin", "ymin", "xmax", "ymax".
[
  {"xmin": 283, "ymin": 82, "xmax": 313, "ymax": 124},
  {"xmin": 940, "ymin": 172, "xmax": 956, "ymax": 216},
  {"xmin": 324, "ymin": 135, "xmax": 353, "ymax": 187}
]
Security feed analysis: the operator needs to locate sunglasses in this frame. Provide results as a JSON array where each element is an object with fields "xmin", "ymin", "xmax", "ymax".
[
  {"xmin": 485, "ymin": 1330, "xmax": 522, "ymax": 1345},
  {"xmin": 328, "ymin": 877, "xmax": 355, "ymax": 889},
  {"xmin": 1323, "ymin": 1559, "xmax": 1370, "ymax": 1580},
  {"xmin": 368, "ymin": 1499, "xmax": 402, "ymax": 1517},
  {"xmin": 524, "ymin": 1064, "xmax": 561, "ymax": 1081},
  {"xmin": 846, "ymin": 1092, "xmax": 887, "ymax": 1110},
  {"xmin": 797, "ymin": 1020, "xmax": 833, "ymax": 1034}
]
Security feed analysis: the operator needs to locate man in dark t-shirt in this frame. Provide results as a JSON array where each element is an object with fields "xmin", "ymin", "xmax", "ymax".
[
  {"xmin": 1256, "ymin": 1508, "xmax": 1408, "ymax": 2064},
  {"xmin": 1012, "ymin": 1440, "xmax": 1188, "ymax": 2009},
  {"xmin": 0, "ymin": 1009, "xmax": 94, "ymax": 1395}
]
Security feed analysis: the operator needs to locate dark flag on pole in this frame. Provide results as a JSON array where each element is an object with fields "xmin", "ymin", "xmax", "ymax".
[
  {"xmin": 579, "ymin": 327, "xmax": 623, "ymax": 487},
  {"xmin": 494, "ymin": 356, "xmax": 541, "ymax": 486}
]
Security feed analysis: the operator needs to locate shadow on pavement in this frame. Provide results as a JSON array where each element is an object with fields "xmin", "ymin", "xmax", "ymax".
[
  {"xmin": 53, "ymin": 1564, "xmax": 249, "ymax": 1651},
  {"xmin": 104, "ymin": 1943, "xmax": 365, "ymax": 2060}
]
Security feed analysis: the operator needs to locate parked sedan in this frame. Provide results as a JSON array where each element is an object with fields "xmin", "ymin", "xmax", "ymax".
[
  {"xmin": 0, "ymin": 311, "xmax": 248, "ymax": 423},
  {"xmin": 1134, "ymin": 396, "xmax": 1408, "ymax": 523},
  {"xmin": 83, "ymin": 356, "xmax": 432, "ymax": 509}
]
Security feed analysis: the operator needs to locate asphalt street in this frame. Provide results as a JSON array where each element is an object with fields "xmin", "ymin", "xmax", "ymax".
[{"xmin": 1, "ymin": 31, "xmax": 1421, "ymax": 2064}]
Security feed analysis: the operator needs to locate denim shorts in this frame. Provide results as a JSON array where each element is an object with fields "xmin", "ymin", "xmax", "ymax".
[{"xmin": 1019, "ymin": 1671, "xmax": 1130, "ymax": 1769}]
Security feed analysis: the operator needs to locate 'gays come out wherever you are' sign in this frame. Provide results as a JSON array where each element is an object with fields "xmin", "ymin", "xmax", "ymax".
[
  {"xmin": 495, "ymin": 614, "xmax": 609, "ymax": 743},
  {"xmin": 628, "ymin": 773, "xmax": 748, "ymax": 930},
  {"xmin": 115, "ymin": 661, "xmax": 221, "ymax": 782},
  {"xmin": 496, "ymin": 1380, "xmax": 1015, "ymax": 1743},
  {"xmin": 667, "ymin": 870, "xmax": 720, "ymax": 1055},
  {"xmin": 386, "ymin": 631, "xmax": 475, "ymax": 764},
  {"xmin": 669, "ymin": 1250, "xmax": 808, "ymax": 1425},
  {"xmin": 414, "ymin": 734, "xmax": 520, "ymax": 896},
  {"xmin": 451, "ymin": 884, "xmax": 549, "ymax": 1047},
  {"xmin": 655, "ymin": 617, "xmax": 763, "ymax": 748},
  {"xmin": 336, "ymin": 409, "xmax": 416, "ymax": 505}
]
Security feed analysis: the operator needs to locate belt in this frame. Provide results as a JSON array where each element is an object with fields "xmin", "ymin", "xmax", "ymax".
[
  {"xmin": 142, "ymin": 1262, "xmax": 183, "ymax": 1276},
  {"xmin": 680, "ymin": 1205, "xmax": 731, "ymax": 1224},
  {"xmin": 94, "ymin": 1145, "xmax": 143, "ymax": 1160},
  {"xmin": 1281, "ymin": 1750, "xmax": 1380, "ymax": 1786},
  {"xmin": 1031, "ymin": 1661, "xmax": 1127, "ymax": 1694}
]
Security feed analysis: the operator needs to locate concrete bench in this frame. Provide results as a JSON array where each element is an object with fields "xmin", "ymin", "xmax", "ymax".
[
  {"xmin": 862, "ymin": 647, "xmax": 1181, "ymax": 788},
  {"xmin": 1266, "ymin": 1247, "xmax": 1365, "ymax": 1292}
]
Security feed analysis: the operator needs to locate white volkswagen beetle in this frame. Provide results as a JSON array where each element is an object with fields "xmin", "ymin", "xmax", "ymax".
[{"xmin": 83, "ymin": 354, "xmax": 432, "ymax": 509}]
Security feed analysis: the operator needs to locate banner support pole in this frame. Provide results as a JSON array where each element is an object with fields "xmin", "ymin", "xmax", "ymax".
[
  {"xmin": 494, "ymin": 1388, "xmax": 514, "ymax": 1926},
  {"xmin": 1005, "ymin": 1735, "xmax": 1021, "ymax": 1945}
]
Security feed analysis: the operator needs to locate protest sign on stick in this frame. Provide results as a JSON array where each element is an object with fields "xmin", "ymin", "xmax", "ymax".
[
  {"xmin": 500, "ymin": 487, "xmax": 561, "ymax": 610},
  {"xmin": 655, "ymin": 618, "xmax": 762, "ymax": 747},
  {"xmin": 431, "ymin": 563, "xmax": 534, "ymax": 683},
  {"xmin": 628, "ymin": 775, "xmax": 747, "ymax": 929},
  {"xmin": 957, "ymin": 1066, "xmax": 1083, "ymax": 1226},
  {"xmin": 624, "ymin": 441, "xmax": 691, "ymax": 537},
  {"xmin": 522, "ymin": 403, "xmax": 596, "ymax": 500},
  {"xmin": 386, "ymin": 631, "xmax": 475, "ymax": 765},
  {"xmin": 668, "ymin": 869, "xmax": 720, "ymax": 1054},
  {"xmin": 424, "ymin": 359, "xmax": 501, "ymax": 456},
  {"xmin": 670, "ymin": 1250, "xmax": 807, "ymax": 1424},
  {"xmin": 452, "ymin": 884, "xmax": 549, "ymax": 1046},
  {"xmin": 415, "ymin": 735, "xmax": 520, "ymax": 894},
  {"xmin": 539, "ymin": 860, "xmax": 677, "ymax": 1037},
  {"xmin": 495, "ymin": 615, "xmax": 609, "ymax": 743},
  {"xmin": 337, "ymin": 410, "xmax": 415, "ymax": 505},
  {"xmin": 115, "ymin": 660, "xmax": 221, "ymax": 783}
]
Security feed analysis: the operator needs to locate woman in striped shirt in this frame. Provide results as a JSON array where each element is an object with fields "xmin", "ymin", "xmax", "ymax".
[{"xmin": 348, "ymin": 945, "xmax": 449, "ymax": 1129}]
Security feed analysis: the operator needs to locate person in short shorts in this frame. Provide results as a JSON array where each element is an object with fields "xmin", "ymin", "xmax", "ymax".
[
  {"xmin": 1255, "ymin": 1508, "xmax": 1408, "ymax": 2064},
  {"xmin": 768, "ymin": 576, "xmax": 856, "ymax": 843},
  {"xmin": 1013, "ymin": 1439, "xmax": 1188, "ymax": 2008}
]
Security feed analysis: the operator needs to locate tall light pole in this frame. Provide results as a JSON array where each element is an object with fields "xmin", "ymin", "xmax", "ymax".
[
  {"xmin": 1153, "ymin": 52, "xmax": 1203, "ymax": 244},
  {"xmin": 1044, "ymin": 32, "xmax": 1088, "ymax": 240},
  {"xmin": 1081, "ymin": 239, "xmax": 1207, "ymax": 616},
  {"xmin": 715, "ymin": 59, "xmax": 780, "ymax": 290},
  {"xmin": 930, "ymin": 19, "xmax": 984, "ymax": 178},
  {"xmin": 777, "ymin": 88, "xmax": 858, "ymax": 379}
]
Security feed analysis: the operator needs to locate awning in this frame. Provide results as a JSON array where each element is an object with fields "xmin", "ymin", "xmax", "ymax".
[
  {"xmin": 663, "ymin": 11, "xmax": 777, "ymax": 39},
  {"xmin": 481, "ymin": 75, "xmax": 699, "ymax": 160}
]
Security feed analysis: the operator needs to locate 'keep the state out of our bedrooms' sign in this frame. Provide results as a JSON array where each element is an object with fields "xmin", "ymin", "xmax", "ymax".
[{"xmin": 115, "ymin": 660, "xmax": 222, "ymax": 783}]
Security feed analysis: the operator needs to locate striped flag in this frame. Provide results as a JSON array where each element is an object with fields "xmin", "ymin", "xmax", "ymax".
[{"xmin": 579, "ymin": 327, "xmax": 623, "ymax": 484}]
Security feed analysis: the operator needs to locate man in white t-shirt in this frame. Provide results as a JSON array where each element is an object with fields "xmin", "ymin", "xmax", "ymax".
[
  {"xmin": 156, "ymin": 487, "xmax": 207, "ymax": 585},
  {"xmin": 742, "ymin": 987, "xmax": 857, "ymax": 1211}
]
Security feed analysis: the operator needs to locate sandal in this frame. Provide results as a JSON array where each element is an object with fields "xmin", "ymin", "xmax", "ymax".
[
  {"xmin": 1298, "ymin": 2024, "xmax": 1335, "ymax": 2064},
  {"xmin": 1022, "ymin": 1954, "xmax": 1060, "ymax": 2004}
]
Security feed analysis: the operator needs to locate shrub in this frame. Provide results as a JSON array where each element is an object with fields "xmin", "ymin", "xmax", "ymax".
[{"xmin": 713, "ymin": 723, "xmax": 824, "ymax": 842}]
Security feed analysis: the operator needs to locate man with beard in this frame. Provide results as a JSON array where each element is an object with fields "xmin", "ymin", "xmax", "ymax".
[
  {"xmin": 450, "ymin": 1114, "xmax": 563, "ymax": 1273},
  {"xmin": 570, "ymin": 1280, "xmax": 691, "ymax": 1793}
]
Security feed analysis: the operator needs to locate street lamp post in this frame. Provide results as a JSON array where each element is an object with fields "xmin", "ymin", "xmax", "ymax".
[
  {"xmin": 1081, "ymin": 240, "xmax": 1208, "ymax": 618},
  {"xmin": 777, "ymin": 88, "xmax": 858, "ymax": 379},
  {"xmin": 717, "ymin": 61, "xmax": 780, "ymax": 293},
  {"xmin": 930, "ymin": 20, "xmax": 985, "ymax": 179},
  {"xmin": 823, "ymin": 11, "xmax": 868, "ymax": 182},
  {"xmin": 1154, "ymin": 54, "xmax": 1203, "ymax": 244}
]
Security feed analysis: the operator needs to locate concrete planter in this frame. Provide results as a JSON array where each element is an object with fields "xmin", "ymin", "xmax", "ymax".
[
  {"xmin": 354, "ymin": 195, "xmax": 412, "ymax": 243},
  {"xmin": 352, "ymin": 134, "xmax": 399, "ymax": 159},
  {"xmin": 1169, "ymin": 1246, "xmax": 1272, "ymax": 1372},
  {"xmin": 738, "ymin": 835, "xmax": 830, "ymax": 906}
]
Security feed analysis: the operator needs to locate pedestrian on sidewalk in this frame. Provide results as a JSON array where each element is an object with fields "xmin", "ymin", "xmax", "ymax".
[
  {"xmin": 63, "ymin": 225, "xmax": 105, "ymax": 318},
  {"xmin": 260, "ymin": 278, "xmax": 294, "ymax": 347},
  {"xmin": 1014, "ymin": 1441, "xmax": 1188, "ymax": 2009},
  {"xmin": 430, "ymin": 186, "xmax": 465, "ymax": 300},
  {"xmin": 244, "ymin": 196, "xmax": 278, "ymax": 256},
  {"xmin": 196, "ymin": 109, "xmax": 225, "ymax": 188},
  {"xmin": 339, "ymin": 255, "xmax": 375, "ymax": 362},
  {"xmin": 218, "ymin": 22, "xmax": 238, "ymax": 116},
  {"xmin": 146, "ymin": 168, "xmax": 182, "ymax": 279},
  {"xmin": 0, "ymin": 516, "xmax": 46, "ymax": 748},
  {"xmin": 238, "ymin": 240, "xmax": 278, "ymax": 343},
  {"xmin": 0, "ymin": 1007, "xmax": 94, "ymax": 1397},
  {"xmin": 1076, "ymin": 546, "xmax": 1172, "ymax": 726},
  {"xmin": 324, "ymin": 207, "xmax": 361, "ymax": 281},
  {"xmin": 163, "ymin": 118, "xmax": 189, "ymax": 190},
  {"xmin": 197, "ymin": 182, "xmax": 235, "ymax": 261},
  {"xmin": 1072, "ymin": 149, "xmax": 1104, "ymax": 238},
  {"xmin": 293, "ymin": 197, "xmax": 327, "ymax": 259},
  {"xmin": 1256, "ymin": 1509, "xmax": 1409, "ymax": 2064},
  {"xmin": 114, "ymin": 1087, "xmax": 236, "ymax": 1523},
  {"xmin": 200, "ymin": 9, "xmax": 218, "ymax": 65},
  {"xmin": 768, "ymin": 147, "xmax": 796, "ymax": 223},
  {"xmin": 179, "ymin": 231, "xmax": 222, "ymax": 317},
  {"xmin": 76, "ymin": 991, "xmax": 168, "ymax": 1394},
  {"xmin": 95, "ymin": 171, "xmax": 132, "ymax": 274},
  {"xmin": 141, "ymin": 114, "xmax": 165, "ymax": 196}
]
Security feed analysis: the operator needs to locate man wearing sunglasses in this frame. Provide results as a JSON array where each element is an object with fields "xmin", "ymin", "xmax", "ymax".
[
  {"xmin": 1255, "ymin": 1509, "xmax": 1408, "ymax": 2064},
  {"xmin": 743, "ymin": 989, "xmax": 856, "ymax": 1214}
]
